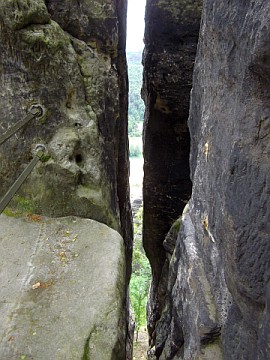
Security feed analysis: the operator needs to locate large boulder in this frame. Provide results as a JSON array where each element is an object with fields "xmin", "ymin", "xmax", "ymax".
[{"xmin": 0, "ymin": 214, "xmax": 126, "ymax": 359}]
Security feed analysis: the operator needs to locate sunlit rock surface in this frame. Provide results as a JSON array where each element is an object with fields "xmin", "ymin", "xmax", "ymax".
[
  {"xmin": 0, "ymin": 214, "xmax": 126, "ymax": 359},
  {"xmin": 144, "ymin": 0, "xmax": 270, "ymax": 359}
]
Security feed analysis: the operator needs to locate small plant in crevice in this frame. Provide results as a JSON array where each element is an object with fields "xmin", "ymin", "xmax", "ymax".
[
  {"xmin": 130, "ymin": 207, "xmax": 151, "ymax": 341},
  {"xmin": 3, "ymin": 195, "xmax": 37, "ymax": 218}
]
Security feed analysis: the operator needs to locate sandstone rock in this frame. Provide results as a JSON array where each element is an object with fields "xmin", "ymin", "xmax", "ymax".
[
  {"xmin": 146, "ymin": 0, "xmax": 270, "ymax": 359},
  {"xmin": 0, "ymin": 0, "xmax": 132, "ymax": 242},
  {"xmin": 0, "ymin": 214, "xmax": 126, "ymax": 359},
  {"xmin": 0, "ymin": 1, "xmax": 132, "ymax": 357},
  {"xmin": 142, "ymin": 0, "xmax": 202, "ymax": 343}
]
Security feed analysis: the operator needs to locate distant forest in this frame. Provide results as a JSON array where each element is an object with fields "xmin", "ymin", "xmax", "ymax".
[{"xmin": 127, "ymin": 52, "xmax": 144, "ymax": 137}]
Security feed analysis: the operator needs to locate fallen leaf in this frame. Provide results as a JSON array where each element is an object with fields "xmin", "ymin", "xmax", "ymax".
[
  {"xmin": 27, "ymin": 214, "xmax": 42, "ymax": 222},
  {"xmin": 32, "ymin": 282, "xmax": 41, "ymax": 290},
  {"xmin": 72, "ymin": 235, "xmax": 78, "ymax": 242}
]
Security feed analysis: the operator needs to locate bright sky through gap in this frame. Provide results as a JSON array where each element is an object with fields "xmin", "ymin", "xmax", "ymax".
[{"xmin": 126, "ymin": 0, "xmax": 146, "ymax": 52}]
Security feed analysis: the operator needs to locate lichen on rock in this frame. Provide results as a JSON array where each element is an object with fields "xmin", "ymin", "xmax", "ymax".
[{"xmin": 0, "ymin": 0, "xmax": 50, "ymax": 30}]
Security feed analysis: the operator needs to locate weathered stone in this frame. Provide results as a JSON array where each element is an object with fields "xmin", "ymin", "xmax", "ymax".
[
  {"xmin": 0, "ymin": 0, "xmax": 50, "ymax": 30},
  {"xmin": 0, "ymin": 1, "xmax": 132, "ymax": 357},
  {"xmin": 45, "ymin": 0, "xmax": 119, "ymax": 53},
  {"xmin": 0, "ymin": 214, "xmax": 126, "ymax": 359},
  {"xmin": 163, "ymin": 217, "xmax": 181, "ymax": 257},
  {"xmin": 0, "ymin": 0, "xmax": 132, "ymax": 242},
  {"xmin": 142, "ymin": 0, "xmax": 202, "ymax": 344},
  {"xmin": 145, "ymin": 0, "xmax": 270, "ymax": 359},
  {"xmin": 185, "ymin": 0, "xmax": 270, "ymax": 357}
]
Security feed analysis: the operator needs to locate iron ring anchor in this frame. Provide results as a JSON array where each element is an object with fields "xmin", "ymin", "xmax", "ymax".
[
  {"xmin": 34, "ymin": 144, "xmax": 47, "ymax": 159},
  {"xmin": 29, "ymin": 104, "xmax": 45, "ymax": 118}
]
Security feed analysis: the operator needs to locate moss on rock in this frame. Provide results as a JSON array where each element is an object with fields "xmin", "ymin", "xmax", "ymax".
[{"xmin": 0, "ymin": 0, "xmax": 50, "ymax": 30}]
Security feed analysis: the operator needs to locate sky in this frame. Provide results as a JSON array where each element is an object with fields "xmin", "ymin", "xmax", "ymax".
[{"xmin": 126, "ymin": 0, "xmax": 146, "ymax": 52}]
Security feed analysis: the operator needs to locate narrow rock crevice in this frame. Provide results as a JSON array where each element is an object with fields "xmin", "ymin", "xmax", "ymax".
[{"xmin": 142, "ymin": 0, "xmax": 202, "ymax": 348}]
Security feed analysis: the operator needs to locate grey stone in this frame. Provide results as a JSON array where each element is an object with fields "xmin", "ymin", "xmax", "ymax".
[
  {"xmin": 142, "ymin": 0, "xmax": 202, "ymax": 342},
  {"xmin": 0, "ymin": 0, "xmax": 132, "ymax": 245},
  {"xmin": 186, "ymin": 0, "xmax": 270, "ymax": 357},
  {"xmin": 163, "ymin": 218, "xmax": 182, "ymax": 257},
  {"xmin": 144, "ymin": 0, "xmax": 270, "ymax": 358},
  {"xmin": 0, "ymin": 214, "xmax": 126, "ymax": 359},
  {"xmin": 0, "ymin": 1, "xmax": 133, "ymax": 357}
]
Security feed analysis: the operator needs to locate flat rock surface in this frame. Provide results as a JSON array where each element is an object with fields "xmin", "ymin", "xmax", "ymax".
[{"xmin": 0, "ymin": 214, "xmax": 125, "ymax": 359}]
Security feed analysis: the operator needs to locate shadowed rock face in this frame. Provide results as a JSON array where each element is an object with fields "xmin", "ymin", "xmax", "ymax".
[
  {"xmin": 0, "ymin": 0, "xmax": 132, "ymax": 244},
  {"xmin": 142, "ymin": 0, "xmax": 202, "ymax": 342},
  {"xmin": 144, "ymin": 0, "xmax": 270, "ymax": 359}
]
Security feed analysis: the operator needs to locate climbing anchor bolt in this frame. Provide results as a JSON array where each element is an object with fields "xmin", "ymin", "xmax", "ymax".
[
  {"xmin": 29, "ymin": 104, "xmax": 45, "ymax": 118},
  {"xmin": 34, "ymin": 143, "xmax": 47, "ymax": 159}
]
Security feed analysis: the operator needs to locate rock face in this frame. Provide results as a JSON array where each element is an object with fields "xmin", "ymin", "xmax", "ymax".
[
  {"xmin": 0, "ymin": 1, "xmax": 133, "ymax": 358},
  {"xmin": 144, "ymin": 0, "xmax": 270, "ymax": 359},
  {"xmin": 142, "ymin": 0, "xmax": 202, "ymax": 341},
  {"xmin": 0, "ymin": 0, "xmax": 132, "ymax": 241},
  {"xmin": 0, "ymin": 214, "xmax": 126, "ymax": 359}
]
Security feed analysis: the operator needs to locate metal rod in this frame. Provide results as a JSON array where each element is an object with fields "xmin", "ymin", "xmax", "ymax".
[
  {"xmin": 0, "ymin": 113, "xmax": 35, "ymax": 145},
  {"xmin": 0, "ymin": 144, "xmax": 46, "ymax": 214},
  {"xmin": 0, "ymin": 105, "xmax": 44, "ymax": 146}
]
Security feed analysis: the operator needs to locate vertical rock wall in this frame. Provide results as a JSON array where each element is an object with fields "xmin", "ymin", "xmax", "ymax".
[
  {"xmin": 0, "ymin": 0, "xmax": 132, "ymax": 244},
  {"xmin": 142, "ymin": 0, "xmax": 202, "ymax": 341},
  {"xmin": 144, "ymin": 0, "xmax": 270, "ymax": 359}
]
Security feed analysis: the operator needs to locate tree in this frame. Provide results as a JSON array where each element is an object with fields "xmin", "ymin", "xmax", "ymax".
[
  {"xmin": 130, "ymin": 207, "xmax": 151, "ymax": 340},
  {"xmin": 127, "ymin": 52, "xmax": 145, "ymax": 137}
]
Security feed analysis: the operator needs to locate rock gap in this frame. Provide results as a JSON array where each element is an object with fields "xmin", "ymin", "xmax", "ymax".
[
  {"xmin": 142, "ymin": 0, "xmax": 201, "ymax": 351},
  {"xmin": 126, "ymin": 1, "xmax": 152, "ymax": 359},
  {"xmin": 0, "ymin": 1, "xmax": 269, "ymax": 359}
]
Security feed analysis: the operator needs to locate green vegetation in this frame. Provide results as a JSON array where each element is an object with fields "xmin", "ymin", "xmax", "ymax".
[
  {"xmin": 129, "ymin": 137, "xmax": 143, "ymax": 158},
  {"xmin": 130, "ymin": 207, "xmax": 151, "ymax": 340},
  {"xmin": 129, "ymin": 144, "xmax": 142, "ymax": 158},
  {"xmin": 128, "ymin": 52, "xmax": 149, "ymax": 340},
  {"xmin": 128, "ymin": 52, "xmax": 144, "ymax": 137},
  {"xmin": 171, "ymin": 217, "xmax": 182, "ymax": 233},
  {"xmin": 3, "ymin": 195, "xmax": 36, "ymax": 217}
]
